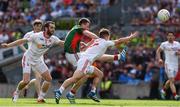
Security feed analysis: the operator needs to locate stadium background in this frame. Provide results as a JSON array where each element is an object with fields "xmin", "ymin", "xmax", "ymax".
[{"xmin": 0, "ymin": 0, "xmax": 180, "ymax": 100}]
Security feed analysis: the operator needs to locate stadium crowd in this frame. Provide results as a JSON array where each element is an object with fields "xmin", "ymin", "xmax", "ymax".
[{"xmin": 0, "ymin": 0, "xmax": 180, "ymax": 99}]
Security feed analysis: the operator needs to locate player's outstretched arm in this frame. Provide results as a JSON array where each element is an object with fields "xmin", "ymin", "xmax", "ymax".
[
  {"xmin": 83, "ymin": 30, "xmax": 99, "ymax": 39},
  {"xmin": 156, "ymin": 47, "xmax": 163, "ymax": 64},
  {"xmin": 1, "ymin": 38, "xmax": 28, "ymax": 48},
  {"xmin": 114, "ymin": 31, "xmax": 139, "ymax": 45}
]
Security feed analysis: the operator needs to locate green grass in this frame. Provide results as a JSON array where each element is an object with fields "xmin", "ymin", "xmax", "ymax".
[{"xmin": 0, "ymin": 98, "xmax": 180, "ymax": 107}]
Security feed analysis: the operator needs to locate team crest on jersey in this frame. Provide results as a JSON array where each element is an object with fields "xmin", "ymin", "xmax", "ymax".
[
  {"xmin": 39, "ymin": 38, "xmax": 44, "ymax": 41},
  {"xmin": 37, "ymin": 44, "xmax": 51, "ymax": 49}
]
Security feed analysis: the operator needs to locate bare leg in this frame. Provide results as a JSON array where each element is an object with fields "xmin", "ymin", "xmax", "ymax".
[
  {"xmin": 38, "ymin": 71, "xmax": 52, "ymax": 101},
  {"xmin": 12, "ymin": 73, "xmax": 30, "ymax": 102},
  {"xmin": 169, "ymin": 78, "xmax": 177, "ymax": 98}
]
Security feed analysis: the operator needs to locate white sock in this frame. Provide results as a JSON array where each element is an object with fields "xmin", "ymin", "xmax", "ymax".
[
  {"xmin": 38, "ymin": 91, "xmax": 46, "ymax": 100},
  {"xmin": 59, "ymin": 86, "xmax": 65, "ymax": 93},
  {"xmin": 118, "ymin": 54, "xmax": 121, "ymax": 60},
  {"xmin": 91, "ymin": 87, "xmax": 96, "ymax": 93}
]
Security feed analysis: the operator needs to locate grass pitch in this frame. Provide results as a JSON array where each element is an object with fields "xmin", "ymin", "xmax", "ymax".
[{"xmin": 0, "ymin": 98, "xmax": 180, "ymax": 107}]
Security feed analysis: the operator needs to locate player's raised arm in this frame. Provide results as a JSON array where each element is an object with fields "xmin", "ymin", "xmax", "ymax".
[
  {"xmin": 83, "ymin": 30, "xmax": 99, "ymax": 39},
  {"xmin": 1, "ymin": 38, "xmax": 28, "ymax": 48},
  {"xmin": 156, "ymin": 46, "xmax": 163, "ymax": 65},
  {"xmin": 113, "ymin": 31, "xmax": 139, "ymax": 45}
]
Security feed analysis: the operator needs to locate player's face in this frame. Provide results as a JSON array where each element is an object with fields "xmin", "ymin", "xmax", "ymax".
[
  {"xmin": 167, "ymin": 33, "xmax": 175, "ymax": 43},
  {"xmin": 33, "ymin": 23, "xmax": 42, "ymax": 32},
  {"xmin": 81, "ymin": 22, "xmax": 90, "ymax": 30},
  {"xmin": 47, "ymin": 23, "xmax": 55, "ymax": 36}
]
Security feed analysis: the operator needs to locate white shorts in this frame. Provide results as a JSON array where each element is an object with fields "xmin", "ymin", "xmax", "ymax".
[
  {"xmin": 22, "ymin": 54, "xmax": 48, "ymax": 74},
  {"xmin": 77, "ymin": 58, "xmax": 94, "ymax": 74},
  {"xmin": 65, "ymin": 52, "xmax": 81, "ymax": 67},
  {"xmin": 165, "ymin": 63, "xmax": 178, "ymax": 78}
]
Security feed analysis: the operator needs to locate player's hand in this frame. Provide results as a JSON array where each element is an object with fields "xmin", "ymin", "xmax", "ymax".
[
  {"xmin": 158, "ymin": 59, "xmax": 163, "ymax": 65},
  {"xmin": 129, "ymin": 31, "xmax": 139, "ymax": 40},
  {"xmin": 1, "ymin": 43, "xmax": 9, "ymax": 48}
]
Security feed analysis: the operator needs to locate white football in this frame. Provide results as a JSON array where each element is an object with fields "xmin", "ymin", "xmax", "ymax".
[{"xmin": 157, "ymin": 9, "xmax": 170, "ymax": 22}]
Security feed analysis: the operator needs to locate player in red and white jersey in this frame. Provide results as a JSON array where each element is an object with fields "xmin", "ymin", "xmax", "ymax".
[
  {"xmin": 157, "ymin": 32, "xmax": 180, "ymax": 100},
  {"xmin": 1, "ymin": 21, "xmax": 64, "ymax": 103},
  {"xmin": 54, "ymin": 28, "xmax": 138, "ymax": 104},
  {"xmin": 19, "ymin": 19, "xmax": 43, "ymax": 98}
]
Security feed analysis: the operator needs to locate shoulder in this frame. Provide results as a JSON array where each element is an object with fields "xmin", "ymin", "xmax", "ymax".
[
  {"xmin": 24, "ymin": 31, "xmax": 34, "ymax": 38},
  {"xmin": 174, "ymin": 41, "xmax": 180, "ymax": 44},
  {"xmin": 73, "ymin": 25, "xmax": 83, "ymax": 30},
  {"xmin": 26, "ymin": 31, "xmax": 34, "ymax": 35}
]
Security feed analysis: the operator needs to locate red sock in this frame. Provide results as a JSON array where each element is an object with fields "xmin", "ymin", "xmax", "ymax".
[
  {"xmin": 114, "ymin": 54, "xmax": 118, "ymax": 60},
  {"xmin": 173, "ymin": 92, "xmax": 177, "ymax": 97},
  {"xmin": 70, "ymin": 89, "xmax": 76, "ymax": 94}
]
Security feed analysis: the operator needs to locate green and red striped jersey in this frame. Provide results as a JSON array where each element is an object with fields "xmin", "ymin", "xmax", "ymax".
[{"xmin": 64, "ymin": 25, "xmax": 84, "ymax": 53}]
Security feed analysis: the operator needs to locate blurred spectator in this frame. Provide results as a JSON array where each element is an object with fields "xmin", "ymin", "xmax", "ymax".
[{"xmin": 0, "ymin": 29, "xmax": 10, "ymax": 43}]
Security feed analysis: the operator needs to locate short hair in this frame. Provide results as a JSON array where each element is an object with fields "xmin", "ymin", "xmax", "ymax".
[
  {"xmin": 43, "ymin": 21, "xmax": 55, "ymax": 30},
  {"xmin": 167, "ymin": 32, "xmax": 174, "ymax": 36},
  {"xmin": 78, "ymin": 18, "xmax": 90, "ymax": 25},
  {"xmin": 33, "ymin": 19, "xmax": 43, "ymax": 26},
  {"xmin": 99, "ymin": 28, "xmax": 110, "ymax": 38}
]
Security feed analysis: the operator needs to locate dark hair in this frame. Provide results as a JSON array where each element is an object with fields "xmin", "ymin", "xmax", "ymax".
[
  {"xmin": 33, "ymin": 19, "xmax": 43, "ymax": 26},
  {"xmin": 78, "ymin": 18, "xmax": 90, "ymax": 25},
  {"xmin": 99, "ymin": 28, "xmax": 110, "ymax": 38},
  {"xmin": 43, "ymin": 21, "xmax": 55, "ymax": 30},
  {"xmin": 167, "ymin": 32, "xmax": 174, "ymax": 35}
]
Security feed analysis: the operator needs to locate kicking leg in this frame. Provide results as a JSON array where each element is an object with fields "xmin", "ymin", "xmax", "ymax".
[{"xmin": 97, "ymin": 47, "xmax": 128, "ymax": 62}]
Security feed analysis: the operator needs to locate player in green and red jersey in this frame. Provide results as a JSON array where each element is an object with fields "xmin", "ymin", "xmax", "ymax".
[{"xmin": 62, "ymin": 18, "xmax": 127, "ymax": 103}]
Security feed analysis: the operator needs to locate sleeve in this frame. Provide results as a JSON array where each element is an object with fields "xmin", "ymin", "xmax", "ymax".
[
  {"xmin": 52, "ymin": 36, "xmax": 60, "ymax": 44},
  {"xmin": 159, "ymin": 42, "xmax": 165, "ymax": 50},
  {"xmin": 26, "ymin": 34, "xmax": 36, "ymax": 42},
  {"xmin": 105, "ymin": 40, "xmax": 115, "ymax": 47}
]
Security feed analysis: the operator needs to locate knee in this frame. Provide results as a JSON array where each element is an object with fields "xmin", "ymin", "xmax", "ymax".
[
  {"xmin": 169, "ymin": 78, "xmax": 175, "ymax": 83},
  {"xmin": 44, "ymin": 75, "xmax": 52, "ymax": 82},
  {"xmin": 46, "ymin": 76, "xmax": 52, "ymax": 82},
  {"xmin": 71, "ymin": 77, "xmax": 80, "ymax": 83}
]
